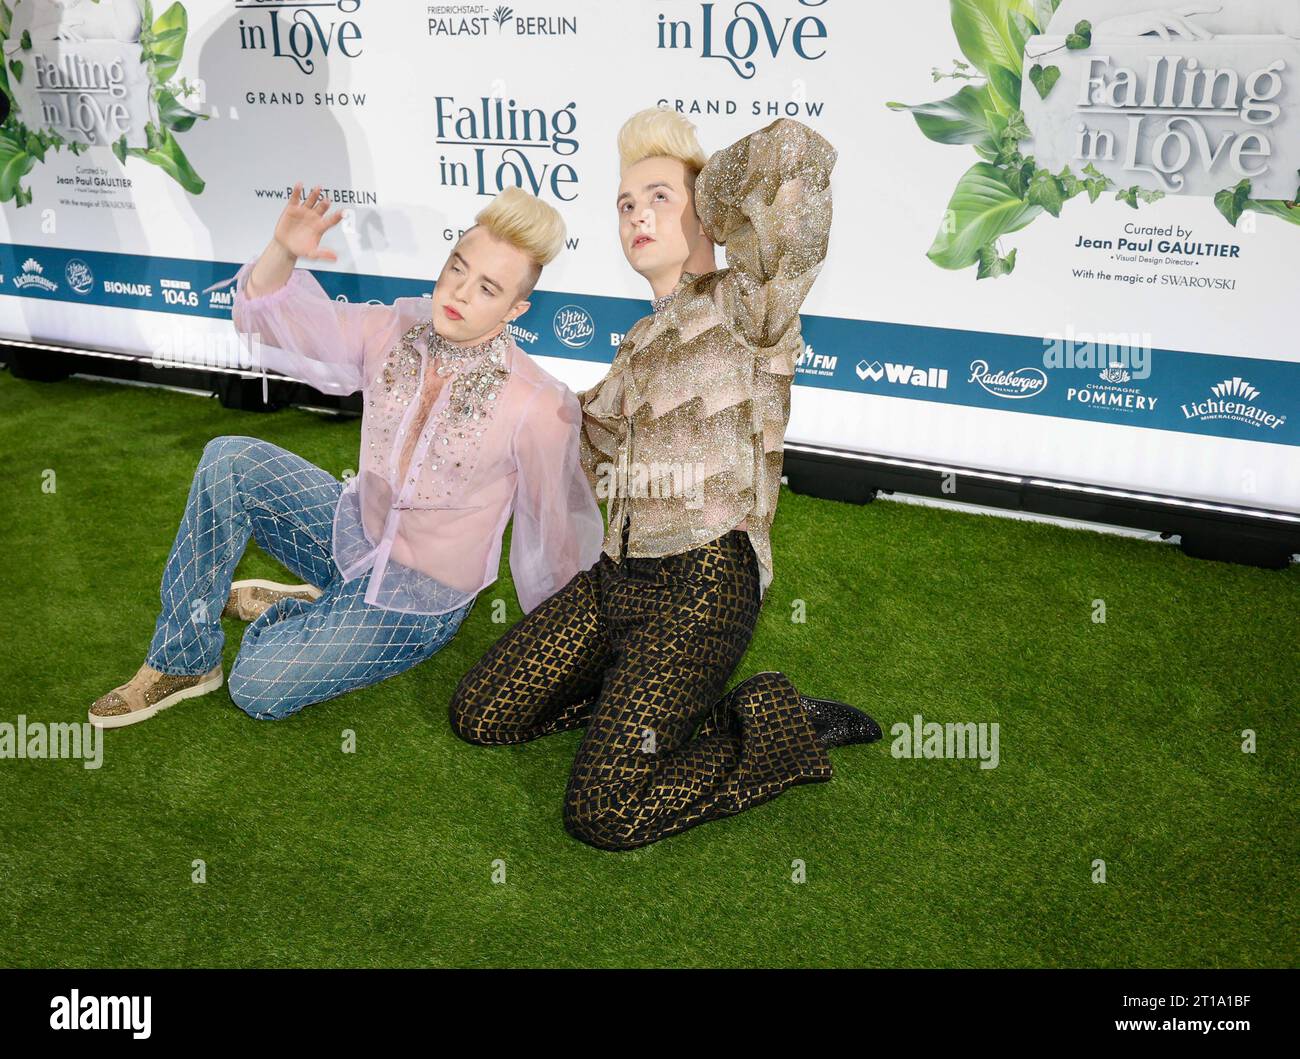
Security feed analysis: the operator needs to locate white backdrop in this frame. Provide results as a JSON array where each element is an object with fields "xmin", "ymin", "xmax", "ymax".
[{"xmin": 2, "ymin": 1, "xmax": 1297, "ymax": 513}]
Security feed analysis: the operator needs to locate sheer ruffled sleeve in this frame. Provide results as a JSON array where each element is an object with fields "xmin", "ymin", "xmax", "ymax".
[
  {"xmin": 693, "ymin": 117, "xmax": 837, "ymax": 369},
  {"xmin": 510, "ymin": 382, "xmax": 605, "ymax": 613},
  {"xmin": 227, "ymin": 256, "xmax": 399, "ymax": 396}
]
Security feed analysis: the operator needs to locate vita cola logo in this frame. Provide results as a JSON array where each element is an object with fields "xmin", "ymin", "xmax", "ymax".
[
  {"xmin": 237, "ymin": 0, "xmax": 364, "ymax": 75},
  {"xmin": 656, "ymin": 0, "xmax": 829, "ymax": 79}
]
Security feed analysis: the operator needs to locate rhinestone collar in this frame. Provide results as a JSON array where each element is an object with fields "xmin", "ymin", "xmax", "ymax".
[
  {"xmin": 651, "ymin": 271, "xmax": 698, "ymax": 316},
  {"xmin": 424, "ymin": 323, "xmax": 511, "ymax": 378}
]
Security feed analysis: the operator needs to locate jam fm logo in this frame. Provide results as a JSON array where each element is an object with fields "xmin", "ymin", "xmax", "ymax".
[
  {"xmin": 236, "ymin": 0, "xmax": 365, "ymax": 74},
  {"xmin": 655, "ymin": 0, "xmax": 829, "ymax": 79}
]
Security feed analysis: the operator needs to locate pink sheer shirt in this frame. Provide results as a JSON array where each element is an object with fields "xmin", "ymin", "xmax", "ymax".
[{"xmin": 217, "ymin": 256, "xmax": 604, "ymax": 616}]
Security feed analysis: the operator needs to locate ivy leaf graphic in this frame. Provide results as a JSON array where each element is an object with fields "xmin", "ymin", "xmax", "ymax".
[
  {"xmin": 1066, "ymin": 20, "xmax": 1092, "ymax": 50},
  {"xmin": 1214, "ymin": 179, "xmax": 1253, "ymax": 226},
  {"xmin": 1080, "ymin": 163, "xmax": 1112, "ymax": 203},
  {"xmin": 1028, "ymin": 64, "xmax": 1060, "ymax": 99},
  {"xmin": 976, "ymin": 243, "xmax": 1017, "ymax": 279},
  {"xmin": 1116, "ymin": 185, "xmax": 1165, "ymax": 209},
  {"xmin": 1027, "ymin": 169, "xmax": 1065, "ymax": 218}
]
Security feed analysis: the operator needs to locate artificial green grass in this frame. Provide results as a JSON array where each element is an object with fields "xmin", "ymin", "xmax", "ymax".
[{"xmin": 0, "ymin": 368, "xmax": 1296, "ymax": 968}]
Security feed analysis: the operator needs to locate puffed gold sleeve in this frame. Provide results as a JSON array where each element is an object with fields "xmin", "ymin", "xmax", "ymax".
[
  {"xmin": 694, "ymin": 117, "xmax": 837, "ymax": 364},
  {"xmin": 577, "ymin": 374, "xmax": 624, "ymax": 495}
]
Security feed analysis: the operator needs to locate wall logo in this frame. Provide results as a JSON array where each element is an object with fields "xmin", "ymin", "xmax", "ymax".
[
  {"xmin": 64, "ymin": 258, "xmax": 94, "ymax": 296},
  {"xmin": 654, "ymin": 0, "xmax": 829, "ymax": 79},
  {"xmin": 553, "ymin": 305, "xmax": 594, "ymax": 349},
  {"xmin": 14, "ymin": 257, "xmax": 57, "ymax": 292},
  {"xmin": 968, "ymin": 360, "xmax": 1048, "ymax": 400},
  {"xmin": 856, "ymin": 359, "xmax": 949, "ymax": 389},
  {"xmin": 1181, "ymin": 376, "xmax": 1286, "ymax": 430}
]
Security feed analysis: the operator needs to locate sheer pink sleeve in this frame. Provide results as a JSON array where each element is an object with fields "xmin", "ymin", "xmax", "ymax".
[
  {"xmin": 509, "ymin": 381, "xmax": 605, "ymax": 614},
  {"xmin": 229, "ymin": 256, "xmax": 399, "ymax": 396}
]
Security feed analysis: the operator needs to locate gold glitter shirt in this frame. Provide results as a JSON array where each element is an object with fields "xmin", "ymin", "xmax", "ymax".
[
  {"xmin": 217, "ymin": 257, "xmax": 604, "ymax": 615},
  {"xmin": 578, "ymin": 117, "xmax": 837, "ymax": 596}
]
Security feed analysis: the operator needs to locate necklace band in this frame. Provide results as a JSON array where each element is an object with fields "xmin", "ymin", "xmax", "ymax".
[{"xmin": 425, "ymin": 324, "xmax": 509, "ymax": 375}]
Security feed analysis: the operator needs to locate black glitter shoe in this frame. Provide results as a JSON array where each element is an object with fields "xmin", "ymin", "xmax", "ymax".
[{"xmin": 798, "ymin": 694, "xmax": 883, "ymax": 749}]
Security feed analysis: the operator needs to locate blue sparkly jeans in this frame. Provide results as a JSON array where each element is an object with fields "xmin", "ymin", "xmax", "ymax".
[{"xmin": 146, "ymin": 435, "xmax": 473, "ymax": 720}]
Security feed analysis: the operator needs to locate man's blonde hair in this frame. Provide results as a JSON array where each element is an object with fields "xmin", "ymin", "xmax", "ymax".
[
  {"xmin": 472, "ymin": 186, "xmax": 566, "ymax": 300},
  {"xmin": 617, "ymin": 107, "xmax": 709, "ymax": 179}
]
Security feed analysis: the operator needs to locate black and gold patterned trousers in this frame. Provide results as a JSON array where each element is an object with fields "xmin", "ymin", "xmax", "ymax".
[{"xmin": 448, "ymin": 526, "xmax": 833, "ymax": 851}]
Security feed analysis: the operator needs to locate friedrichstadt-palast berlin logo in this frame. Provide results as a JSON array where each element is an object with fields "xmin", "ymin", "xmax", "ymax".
[
  {"xmin": 1181, "ymin": 376, "xmax": 1286, "ymax": 430},
  {"xmin": 65, "ymin": 257, "xmax": 94, "ymax": 295},
  {"xmin": 553, "ymin": 304, "xmax": 594, "ymax": 349},
  {"xmin": 855, "ymin": 359, "xmax": 950, "ymax": 389},
  {"xmin": 426, "ymin": 4, "xmax": 579, "ymax": 39}
]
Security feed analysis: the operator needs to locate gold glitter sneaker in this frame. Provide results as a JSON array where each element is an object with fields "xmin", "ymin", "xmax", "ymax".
[
  {"xmin": 89, "ymin": 662, "xmax": 224, "ymax": 729},
  {"xmin": 222, "ymin": 579, "xmax": 323, "ymax": 621}
]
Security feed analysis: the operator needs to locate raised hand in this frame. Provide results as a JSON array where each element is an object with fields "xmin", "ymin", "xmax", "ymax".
[{"xmin": 273, "ymin": 182, "xmax": 346, "ymax": 263}]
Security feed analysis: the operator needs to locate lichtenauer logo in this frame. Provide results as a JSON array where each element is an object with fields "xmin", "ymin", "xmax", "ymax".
[
  {"xmin": 1181, "ymin": 376, "xmax": 1286, "ymax": 430},
  {"xmin": 14, "ymin": 257, "xmax": 57, "ymax": 292}
]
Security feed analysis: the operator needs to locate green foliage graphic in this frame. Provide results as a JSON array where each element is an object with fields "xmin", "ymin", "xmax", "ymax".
[
  {"xmin": 889, "ymin": 0, "xmax": 1291, "ymax": 279},
  {"xmin": 0, "ymin": 0, "xmax": 207, "ymax": 204}
]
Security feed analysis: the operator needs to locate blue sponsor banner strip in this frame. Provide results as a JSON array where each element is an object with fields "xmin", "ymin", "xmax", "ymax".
[{"xmin": 3, "ymin": 243, "xmax": 1295, "ymax": 447}]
